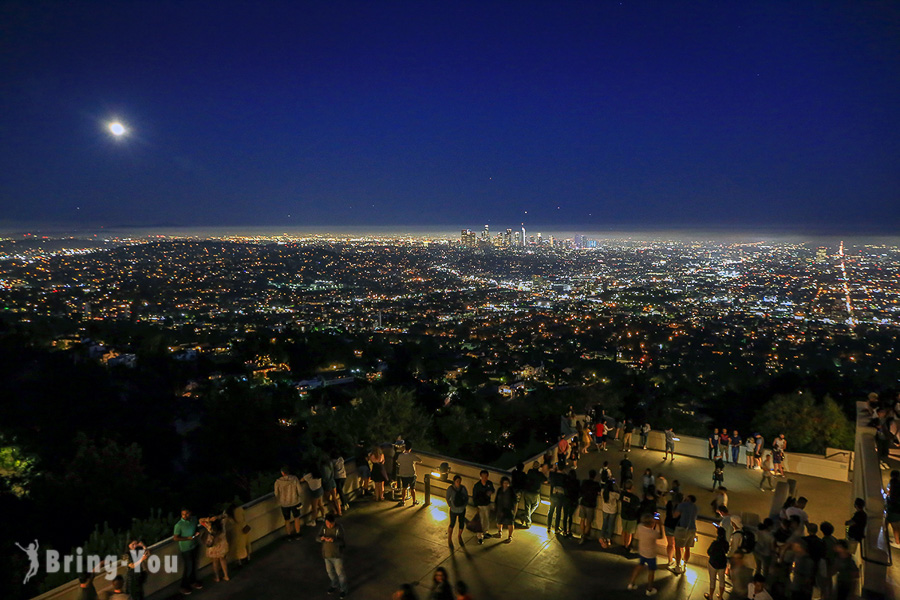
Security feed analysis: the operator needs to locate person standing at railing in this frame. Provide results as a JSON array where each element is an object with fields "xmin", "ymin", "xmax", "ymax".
[
  {"xmin": 548, "ymin": 464, "xmax": 567, "ymax": 535},
  {"xmin": 369, "ymin": 446, "xmax": 388, "ymax": 502},
  {"xmin": 772, "ymin": 434, "xmax": 787, "ymax": 476},
  {"xmin": 321, "ymin": 455, "xmax": 341, "ymax": 517},
  {"xmin": 521, "ymin": 462, "xmax": 547, "ymax": 529},
  {"xmin": 225, "ymin": 504, "xmax": 251, "ymax": 565},
  {"xmin": 563, "ymin": 469, "xmax": 580, "ymax": 538},
  {"xmin": 622, "ymin": 419, "xmax": 633, "ymax": 452},
  {"xmin": 331, "ymin": 450, "xmax": 349, "ymax": 512},
  {"xmin": 510, "ymin": 462, "xmax": 528, "ymax": 523},
  {"xmin": 708, "ymin": 428, "xmax": 720, "ymax": 461},
  {"xmin": 123, "ymin": 539, "xmax": 149, "ymax": 599},
  {"xmin": 745, "ymin": 436, "xmax": 756, "ymax": 469},
  {"xmin": 718, "ymin": 429, "xmax": 730, "ymax": 461},
  {"xmin": 172, "ymin": 508, "xmax": 204, "ymax": 595},
  {"xmin": 578, "ymin": 469, "xmax": 601, "ymax": 545},
  {"xmin": 731, "ymin": 431, "xmax": 742, "ymax": 465},
  {"xmin": 275, "ymin": 466, "xmax": 304, "ymax": 541},
  {"xmin": 886, "ymin": 469, "xmax": 900, "ymax": 548},
  {"xmin": 396, "ymin": 440, "xmax": 423, "ymax": 507},
  {"xmin": 844, "ymin": 498, "xmax": 866, "ymax": 555},
  {"xmin": 303, "ymin": 467, "xmax": 327, "ymax": 523},
  {"xmin": 199, "ymin": 515, "xmax": 230, "ymax": 582},
  {"xmin": 640, "ymin": 423, "xmax": 651, "ymax": 450}
]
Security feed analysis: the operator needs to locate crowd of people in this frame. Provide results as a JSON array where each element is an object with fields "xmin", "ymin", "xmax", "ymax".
[
  {"xmin": 866, "ymin": 392, "xmax": 900, "ymax": 470},
  {"xmin": 77, "ymin": 407, "xmax": 899, "ymax": 600},
  {"xmin": 78, "ymin": 504, "xmax": 252, "ymax": 600}
]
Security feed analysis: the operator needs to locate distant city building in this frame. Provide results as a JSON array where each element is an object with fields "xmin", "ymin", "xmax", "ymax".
[{"xmin": 460, "ymin": 229, "xmax": 477, "ymax": 248}]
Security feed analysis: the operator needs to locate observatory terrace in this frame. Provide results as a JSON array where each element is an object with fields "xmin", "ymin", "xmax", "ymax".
[{"xmin": 33, "ymin": 422, "xmax": 896, "ymax": 600}]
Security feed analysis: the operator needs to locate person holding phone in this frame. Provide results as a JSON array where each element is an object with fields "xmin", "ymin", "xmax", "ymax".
[
  {"xmin": 627, "ymin": 512, "xmax": 663, "ymax": 595},
  {"xmin": 172, "ymin": 508, "xmax": 204, "ymax": 595},
  {"xmin": 317, "ymin": 513, "xmax": 348, "ymax": 598}
]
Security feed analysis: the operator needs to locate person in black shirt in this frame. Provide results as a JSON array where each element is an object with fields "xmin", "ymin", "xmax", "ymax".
[
  {"xmin": 712, "ymin": 456, "xmax": 725, "ymax": 490},
  {"xmin": 706, "ymin": 528, "xmax": 729, "ymax": 600},
  {"xmin": 638, "ymin": 490, "xmax": 658, "ymax": 523},
  {"xmin": 887, "ymin": 470, "xmax": 900, "ymax": 547},
  {"xmin": 521, "ymin": 462, "xmax": 547, "ymax": 529},
  {"xmin": 510, "ymin": 462, "xmax": 528, "ymax": 524},
  {"xmin": 802, "ymin": 523, "xmax": 825, "ymax": 566},
  {"xmin": 619, "ymin": 480, "xmax": 642, "ymax": 551},
  {"xmin": 563, "ymin": 470, "xmax": 580, "ymax": 537},
  {"xmin": 548, "ymin": 465, "xmax": 568, "ymax": 534},
  {"xmin": 578, "ymin": 469, "xmax": 601, "ymax": 544},
  {"xmin": 620, "ymin": 456, "xmax": 634, "ymax": 485},
  {"xmin": 844, "ymin": 498, "xmax": 866, "ymax": 555},
  {"xmin": 833, "ymin": 540, "xmax": 859, "ymax": 600},
  {"xmin": 663, "ymin": 493, "xmax": 683, "ymax": 568}
]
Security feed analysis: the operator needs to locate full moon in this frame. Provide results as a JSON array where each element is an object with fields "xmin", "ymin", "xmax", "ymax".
[{"xmin": 108, "ymin": 122, "xmax": 126, "ymax": 136}]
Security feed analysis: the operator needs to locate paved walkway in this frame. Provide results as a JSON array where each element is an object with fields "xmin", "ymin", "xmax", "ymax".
[
  {"xmin": 149, "ymin": 444, "xmax": 854, "ymax": 600},
  {"xmin": 152, "ymin": 496, "xmax": 722, "ymax": 600}
]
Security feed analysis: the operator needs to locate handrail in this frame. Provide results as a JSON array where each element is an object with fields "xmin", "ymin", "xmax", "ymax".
[
  {"xmin": 824, "ymin": 450, "xmax": 852, "ymax": 460},
  {"xmin": 859, "ymin": 518, "xmax": 894, "ymax": 568}
]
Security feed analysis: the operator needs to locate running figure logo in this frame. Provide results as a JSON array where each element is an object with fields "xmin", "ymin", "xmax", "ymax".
[{"xmin": 15, "ymin": 539, "xmax": 40, "ymax": 584}]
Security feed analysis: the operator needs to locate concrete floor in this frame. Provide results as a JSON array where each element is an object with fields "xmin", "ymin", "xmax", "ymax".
[
  {"xmin": 150, "ymin": 443, "xmax": 856, "ymax": 600},
  {"xmin": 152, "ymin": 497, "xmax": 725, "ymax": 600}
]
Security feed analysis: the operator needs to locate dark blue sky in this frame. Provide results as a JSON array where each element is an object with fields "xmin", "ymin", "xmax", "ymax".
[{"xmin": 2, "ymin": 1, "xmax": 899, "ymax": 231}]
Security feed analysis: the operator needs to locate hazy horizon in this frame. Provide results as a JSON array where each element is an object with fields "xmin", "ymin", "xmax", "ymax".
[{"xmin": 2, "ymin": 222, "xmax": 900, "ymax": 246}]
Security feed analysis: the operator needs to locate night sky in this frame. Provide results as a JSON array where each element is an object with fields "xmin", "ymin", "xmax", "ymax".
[{"xmin": 2, "ymin": 1, "xmax": 899, "ymax": 232}]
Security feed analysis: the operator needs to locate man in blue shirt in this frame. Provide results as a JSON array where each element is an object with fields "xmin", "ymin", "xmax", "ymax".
[
  {"xmin": 672, "ymin": 495, "xmax": 698, "ymax": 574},
  {"xmin": 172, "ymin": 508, "xmax": 203, "ymax": 595}
]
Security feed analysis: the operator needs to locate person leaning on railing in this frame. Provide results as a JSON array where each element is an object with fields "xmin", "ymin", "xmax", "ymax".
[{"xmin": 886, "ymin": 470, "xmax": 900, "ymax": 548}]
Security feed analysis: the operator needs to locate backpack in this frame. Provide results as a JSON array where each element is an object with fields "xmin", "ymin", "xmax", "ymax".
[{"xmin": 738, "ymin": 529, "xmax": 756, "ymax": 553}]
